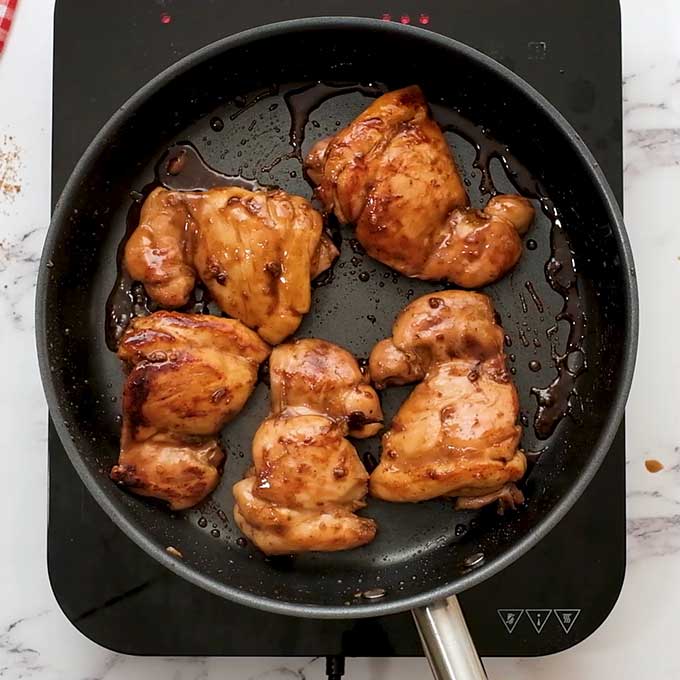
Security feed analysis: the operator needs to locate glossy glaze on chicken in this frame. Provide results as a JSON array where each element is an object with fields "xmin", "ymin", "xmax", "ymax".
[
  {"xmin": 305, "ymin": 86, "xmax": 534, "ymax": 288},
  {"xmin": 233, "ymin": 339, "xmax": 383, "ymax": 554},
  {"xmin": 111, "ymin": 311, "xmax": 270, "ymax": 510},
  {"xmin": 124, "ymin": 186, "xmax": 338, "ymax": 345},
  {"xmin": 369, "ymin": 291, "xmax": 525, "ymax": 510}
]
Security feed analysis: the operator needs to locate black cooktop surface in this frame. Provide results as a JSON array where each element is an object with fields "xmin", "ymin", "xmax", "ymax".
[{"xmin": 49, "ymin": 0, "xmax": 625, "ymax": 658}]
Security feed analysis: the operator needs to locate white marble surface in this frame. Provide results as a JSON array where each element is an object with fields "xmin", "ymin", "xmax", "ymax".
[{"xmin": 1, "ymin": 0, "xmax": 679, "ymax": 678}]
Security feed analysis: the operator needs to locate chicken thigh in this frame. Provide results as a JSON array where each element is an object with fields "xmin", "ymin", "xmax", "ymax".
[
  {"xmin": 369, "ymin": 291, "xmax": 526, "ymax": 510},
  {"xmin": 305, "ymin": 86, "xmax": 534, "ymax": 288},
  {"xmin": 111, "ymin": 311, "xmax": 270, "ymax": 510},
  {"xmin": 124, "ymin": 186, "xmax": 338, "ymax": 345},
  {"xmin": 233, "ymin": 339, "xmax": 382, "ymax": 554}
]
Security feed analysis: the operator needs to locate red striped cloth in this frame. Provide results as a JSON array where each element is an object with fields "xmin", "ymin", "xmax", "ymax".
[{"xmin": 0, "ymin": 0, "xmax": 18, "ymax": 54}]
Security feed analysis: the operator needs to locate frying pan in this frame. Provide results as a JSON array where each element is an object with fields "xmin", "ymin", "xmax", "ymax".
[{"xmin": 36, "ymin": 17, "xmax": 637, "ymax": 680}]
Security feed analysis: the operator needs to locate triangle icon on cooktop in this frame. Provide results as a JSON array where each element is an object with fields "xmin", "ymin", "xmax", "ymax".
[
  {"xmin": 554, "ymin": 609, "xmax": 581, "ymax": 634},
  {"xmin": 497, "ymin": 609, "xmax": 524, "ymax": 634},
  {"xmin": 526, "ymin": 609, "xmax": 552, "ymax": 634}
]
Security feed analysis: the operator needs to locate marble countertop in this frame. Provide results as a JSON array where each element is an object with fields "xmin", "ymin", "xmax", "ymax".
[{"xmin": 1, "ymin": 0, "xmax": 679, "ymax": 678}]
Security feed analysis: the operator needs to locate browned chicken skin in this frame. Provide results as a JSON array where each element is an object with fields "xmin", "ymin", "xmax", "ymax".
[
  {"xmin": 369, "ymin": 291, "xmax": 526, "ymax": 509},
  {"xmin": 305, "ymin": 86, "xmax": 534, "ymax": 288},
  {"xmin": 124, "ymin": 187, "xmax": 338, "ymax": 345},
  {"xmin": 233, "ymin": 339, "xmax": 382, "ymax": 554},
  {"xmin": 111, "ymin": 311, "xmax": 270, "ymax": 510}
]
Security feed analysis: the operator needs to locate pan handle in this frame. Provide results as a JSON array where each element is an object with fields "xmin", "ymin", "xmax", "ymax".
[{"xmin": 412, "ymin": 596, "xmax": 487, "ymax": 680}]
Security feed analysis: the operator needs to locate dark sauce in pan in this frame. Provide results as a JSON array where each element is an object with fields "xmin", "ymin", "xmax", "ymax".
[
  {"xmin": 258, "ymin": 82, "xmax": 387, "ymax": 175},
  {"xmin": 229, "ymin": 85, "xmax": 279, "ymax": 121},
  {"xmin": 357, "ymin": 357, "xmax": 370, "ymax": 376},
  {"xmin": 157, "ymin": 143, "xmax": 260, "ymax": 192},
  {"xmin": 312, "ymin": 218, "xmax": 343, "ymax": 290},
  {"xmin": 311, "ymin": 265, "xmax": 336, "ymax": 290},
  {"xmin": 440, "ymin": 115, "xmax": 508, "ymax": 197},
  {"xmin": 105, "ymin": 185, "xmax": 157, "ymax": 351},
  {"xmin": 525, "ymin": 281, "xmax": 544, "ymax": 314},
  {"xmin": 524, "ymin": 447, "xmax": 548, "ymax": 464},
  {"xmin": 283, "ymin": 81, "xmax": 387, "ymax": 162},
  {"xmin": 258, "ymin": 359, "xmax": 271, "ymax": 387},
  {"xmin": 531, "ymin": 203, "xmax": 587, "ymax": 439},
  {"xmin": 362, "ymin": 451, "xmax": 379, "ymax": 473}
]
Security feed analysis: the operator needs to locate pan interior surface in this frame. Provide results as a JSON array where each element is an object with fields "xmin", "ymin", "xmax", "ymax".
[{"xmin": 39, "ymin": 20, "xmax": 635, "ymax": 617}]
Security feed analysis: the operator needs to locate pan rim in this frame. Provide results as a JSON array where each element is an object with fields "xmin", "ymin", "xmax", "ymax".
[{"xmin": 36, "ymin": 16, "xmax": 639, "ymax": 619}]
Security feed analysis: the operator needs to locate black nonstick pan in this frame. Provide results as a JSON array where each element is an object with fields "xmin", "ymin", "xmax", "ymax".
[{"xmin": 36, "ymin": 17, "xmax": 637, "ymax": 680}]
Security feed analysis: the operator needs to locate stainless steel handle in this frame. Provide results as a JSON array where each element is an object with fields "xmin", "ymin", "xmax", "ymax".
[{"xmin": 412, "ymin": 596, "xmax": 487, "ymax": 680}]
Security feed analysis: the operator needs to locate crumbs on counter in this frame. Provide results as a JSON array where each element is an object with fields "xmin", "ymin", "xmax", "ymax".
[
  {"xmin": 645, "ymin": 459, "xmax": 664, "ymax": 473},
  {"xmin": 165, "ymin": 545, "xmax": 184, "ymax": 559},
  {"xmin": 0, "ymin": 134, "xmax": 22, "ymax": 200}
]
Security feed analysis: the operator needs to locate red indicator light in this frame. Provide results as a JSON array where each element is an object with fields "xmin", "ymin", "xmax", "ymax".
[
  {"xmin": 418, "ymin": 13, "xmax": 430, "ymax": 25},
  {"xmin": 381, "ymin": 12, "xmax": 392, "ymax": 20},
  {"xmin": 160, "ymin": 12, "xmax": 172, "ymax": 24},
  {"xmin": 399, "ymin": 14, "xmax": 411, "ymax": 24}
]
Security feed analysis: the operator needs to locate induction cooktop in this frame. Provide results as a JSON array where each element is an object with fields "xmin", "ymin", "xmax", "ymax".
[{"xmin": 48, "ymin": 0, "xmax": 625, "ymax": 669}]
